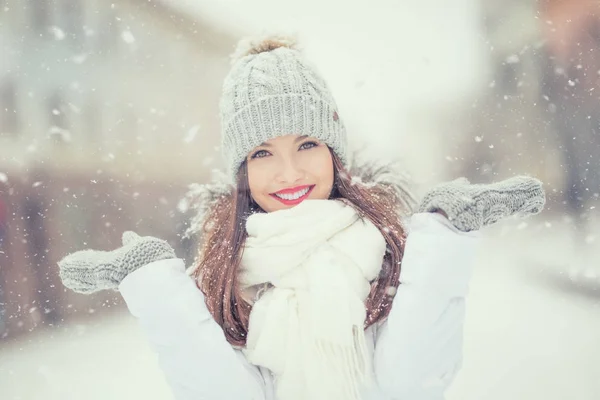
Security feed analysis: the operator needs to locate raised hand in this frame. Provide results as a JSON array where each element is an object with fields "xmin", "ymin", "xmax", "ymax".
[
  {"xmin": 58, "ymin": 231, "xmax": 176, "ymax": 294},
  {"xmin": 418, "ymin": 176, "xmax": 546, "ymax": 232}
]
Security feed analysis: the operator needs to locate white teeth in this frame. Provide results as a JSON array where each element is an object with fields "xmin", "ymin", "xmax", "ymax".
[{"xmin": 274, "ymin": 187, "xmax": 310, "ymax": 200}]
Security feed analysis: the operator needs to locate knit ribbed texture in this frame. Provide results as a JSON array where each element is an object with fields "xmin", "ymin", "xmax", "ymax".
[
  {"xmin": 58, "ymin": 231, "xmax": 176, "ymax": 294},
  {"xmin": 220, "ymin": 40, "xmax": 347, "ymax": 179},
  {"xmin": 418, "ymin": 176, "xmax": 546, "ymax": 232}
]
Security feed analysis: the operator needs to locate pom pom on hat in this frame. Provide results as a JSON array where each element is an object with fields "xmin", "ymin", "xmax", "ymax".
[{"xmin": 229, "ymin": 34, "xmax": 299, "ymax": 63}]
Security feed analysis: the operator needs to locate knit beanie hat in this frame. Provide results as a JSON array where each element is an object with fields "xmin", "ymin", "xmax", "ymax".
[{"xmin": 219, "ymin": 35, "xmax": 348, "ymax": 180}]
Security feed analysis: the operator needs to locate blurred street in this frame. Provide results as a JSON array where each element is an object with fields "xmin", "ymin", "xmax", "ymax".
[{"xmin": 1, "ymin": 215, "xmax": 598, "ymax": 400}]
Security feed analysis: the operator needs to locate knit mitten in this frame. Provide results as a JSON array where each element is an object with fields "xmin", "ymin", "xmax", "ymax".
[
  {"xmin": 418, "ymin": 176, "xmax": 546, "ymax": 232},
  {"xmin": 58, "ymin": 231, "xmax": 176, "ymax": 294}
]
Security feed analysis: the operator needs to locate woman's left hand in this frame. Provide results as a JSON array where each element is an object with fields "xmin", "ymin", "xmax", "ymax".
[{"xmin": 418, "ymin": 175, "xmax": 546, "ymax": 232}]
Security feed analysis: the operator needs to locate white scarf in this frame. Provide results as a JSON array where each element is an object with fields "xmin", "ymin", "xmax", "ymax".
[{"xmin": 239, "ymin": 199, "xmax": 387, "ymax": 400}]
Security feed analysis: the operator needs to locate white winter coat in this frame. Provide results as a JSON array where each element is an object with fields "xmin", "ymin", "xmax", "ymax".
[{"xmin": 119, "ymin": 212, "xmax": 480, "ymax": 400}]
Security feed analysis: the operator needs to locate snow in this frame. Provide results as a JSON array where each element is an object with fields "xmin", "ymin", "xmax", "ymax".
[
  {"xmin": 183, "ymin": 125, "xmax": 201, "ymax": 143},
  {"xmin": 121, "ymin": 30, "xmax": 136, "ymax": 44},
  {"xmin": 1, "ymin": 217, "xmax": 598, "ymax": 400},
  {"xmin": 505, "ymin": 54, "xmax": 520, "ymax": 64},
  {"xmin": 71, "ymin": 54, "xmax": 88, "ymax": 64},
  {"xmin": 0, "ymin": 312, "xmax": 174, "ymax": 400},
  {"xmin": 47, "ymin": 126, "xmax": 72, "ymax": 143},
  {"xmin": 448, "ymin": 219, "xmax": 600, "ymax": 400},
  {"xmin": 49, "ymin": 26, "xmax": 65, "ymax": 41}
]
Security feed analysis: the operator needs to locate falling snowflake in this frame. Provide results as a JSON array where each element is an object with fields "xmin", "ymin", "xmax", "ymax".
[
  {"xmin": 121, "ymin": 30, "xmax": 135, "ymax": 44},
  {"xmin": 49, "ymin": 26, "xmax": 65, "ymax": 40},
  {"xmin": 68, "ymin": 103, "xmax": 81, "ymax": 113},
  {"xmin": 505, "ymin": 54, "xmax": 520, "ymax": 64},
  {"xmin": 184, "ymin": 125, "xmax": 201, "ymax": 143},
  {"xmin": 48, "ymin": 126, "xmax": 72, "ymax": 142},
  {"xmin": 72, "ymin": 54, "xmax": 88, "ymax": 64},
  {"xmin": 584, "ymin": 235, "xmax": 596, "ymax": 244},
  {"xmin": 177, "ymin": 197, "xmax": 190, "ymax": 213}
]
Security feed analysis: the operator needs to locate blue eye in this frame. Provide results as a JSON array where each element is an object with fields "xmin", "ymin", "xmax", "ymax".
[
  {"xmin": 299, "ymin": 141, "xmax": 318, "ymax": 150},
  {"xmin": 251, "ymin": 149, "xmax": 270, "ymax": 159}
]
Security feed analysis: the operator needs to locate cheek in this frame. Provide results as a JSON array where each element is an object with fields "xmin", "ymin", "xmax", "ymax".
[
  {"xmin": 247, "ymin": 163, "xmax": 271, "ymax": 197},
  {"xmin": 303, "ymin": 148, "xmax": 334, "ymax": 190}
]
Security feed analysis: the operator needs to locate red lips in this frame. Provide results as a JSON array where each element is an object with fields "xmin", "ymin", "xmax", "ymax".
[
  {"xmin": 271, "ymin": 185, "xmax": 313, "ymax": 195},
  {"xmin": 269, "ymin": 185, "xmax": 315, "ymax": 206}
]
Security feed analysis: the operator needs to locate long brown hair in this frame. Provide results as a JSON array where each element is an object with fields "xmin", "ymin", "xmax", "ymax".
[{"xmin": 191, "ymin": 149, "xmax": 409, "ymax": 347}]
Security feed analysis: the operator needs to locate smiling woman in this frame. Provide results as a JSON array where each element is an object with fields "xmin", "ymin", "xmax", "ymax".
[
  {"xmin": 57, "ymin": 34, "xmax": 545, "ymax": 400},
  {"xmin": 246, "ymin": 135, "xmax": 334, "ymax": 212}
]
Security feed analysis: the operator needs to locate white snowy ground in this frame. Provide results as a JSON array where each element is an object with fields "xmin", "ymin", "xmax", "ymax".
[{"xmin": 1, "ymin": 214, "xmax": 599, "ymax": 400}]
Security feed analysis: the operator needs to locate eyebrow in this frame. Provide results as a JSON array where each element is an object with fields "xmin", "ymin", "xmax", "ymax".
[{"xmin": 258, "ymin": 135, "xmax": 309, "ymax": 147}]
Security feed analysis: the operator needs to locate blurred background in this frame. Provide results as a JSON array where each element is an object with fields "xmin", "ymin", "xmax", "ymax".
[{"xmin": 0, "ymin": 0, "xmax": 599, "ymax": 399}]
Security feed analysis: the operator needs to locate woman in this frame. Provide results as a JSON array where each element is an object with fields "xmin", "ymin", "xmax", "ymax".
[{"xmin": 58, "ymin": 36, "xmax": 545, "ymax": 400}]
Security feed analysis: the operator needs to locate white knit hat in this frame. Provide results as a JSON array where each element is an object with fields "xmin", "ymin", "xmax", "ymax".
[{"xmin": 219, "ymin": 35, "xmax": 347, "ymax": 180}]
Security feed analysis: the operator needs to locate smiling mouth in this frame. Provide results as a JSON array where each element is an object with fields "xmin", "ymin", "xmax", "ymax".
[{"xmin": 270, "ymin": 185, "xmax": 315, "ymax": 205}]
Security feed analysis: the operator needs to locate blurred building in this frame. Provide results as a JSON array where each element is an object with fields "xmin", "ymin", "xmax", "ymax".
[
  {"xmin": 0, "ymin": 0, "xmax": 234, "ymax": 340},
  {"xmin": 461, "ymin": 0, "xmax": 561, "ymax": 184},
  {"xmin": 465, "ymin": 0, "xmax": 600, "ymax": 227},
  {"xmin": 538, "ymin": 0, "xmax": 600, "ymax": 230}
]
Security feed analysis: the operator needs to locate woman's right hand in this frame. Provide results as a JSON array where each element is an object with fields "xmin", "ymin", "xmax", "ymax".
[{"xmin": 58, "ymin": 231, "xmax": 176, "ymax": 294}]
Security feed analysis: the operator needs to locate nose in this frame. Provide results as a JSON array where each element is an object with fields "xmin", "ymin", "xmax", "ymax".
[{"xmin": 275, "ymin": 154, "xmax": 305, "ymax": 184}]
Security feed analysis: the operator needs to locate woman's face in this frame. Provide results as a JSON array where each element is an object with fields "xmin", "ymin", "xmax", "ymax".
[{"xmin": 246, "ymin": 134, "xmax": 334, "ymax": 212}]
